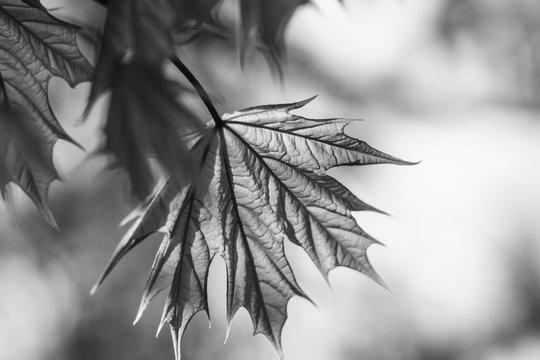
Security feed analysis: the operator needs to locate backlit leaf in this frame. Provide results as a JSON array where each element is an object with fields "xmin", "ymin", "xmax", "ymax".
[
  {"xmin": 0, "ymin": 0, "xmax": 92, "ymax": 224},
  {"xmin": 93, "ymin": 97, "xmax": 410, "ymax": 359}
]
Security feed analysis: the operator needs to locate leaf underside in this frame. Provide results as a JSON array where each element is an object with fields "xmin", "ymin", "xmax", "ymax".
[
  {"xmin": 0, "ymin": 0, "xmax": 92, "ymax": 225},
  {"xmin": 94, "ymin": 98, "xmax": 410, "ymax": 359}
]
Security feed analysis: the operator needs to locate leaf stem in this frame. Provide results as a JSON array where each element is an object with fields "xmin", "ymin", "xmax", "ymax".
[{"xmin": 170, "ymin": 56, "xmax": 223, "ymax": 126}]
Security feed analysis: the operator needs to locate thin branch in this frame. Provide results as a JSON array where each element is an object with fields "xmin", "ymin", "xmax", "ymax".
[{"xmin": 170, "ymin": 56, "xmax": 223, "ymax": 126}]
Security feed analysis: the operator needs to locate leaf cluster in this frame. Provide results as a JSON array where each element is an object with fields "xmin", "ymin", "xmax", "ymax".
[{"xmin": 0, "ymin": 1, "xmax": 412, "ymax": 359}]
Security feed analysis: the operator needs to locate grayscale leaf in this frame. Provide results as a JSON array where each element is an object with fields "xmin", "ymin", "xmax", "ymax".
[
  {"xmin": 93, "ymin": 97, "xmax": 411, "ymax": 359},
  {"xmin": 87, "ymin": 0, "xmax": 175, "ymax": 106},
  {"xmin": 104, "ymin": 63, "xmax": 202, "ymax": 200},
  {"xmin": 172, "ymin": 0, "xmax": 225, "ymax": 43},
  {"xmin": 239, "ymin": 0, "xmax": 308, "ymax": 70},
  {"xmin": 91, "ymin": 0, "xmax": 312, "ymax": 71},
  {"xmin": 86, "ymin": 0, "xmax": 203, "ymax": 200},
  {"xmin": 0, "ymin": 0, "xmax": 93, "ymax": 225}
]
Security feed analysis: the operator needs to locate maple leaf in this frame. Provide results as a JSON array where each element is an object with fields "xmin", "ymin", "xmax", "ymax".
[
  {"xmin": 92, "ymin": 0, "xmax": 311, "ymax": 69},
  {"xmin": 238, "ymin": 0, "xmax": 308, "ymax": 69},
  {"xmin": 87, "ymin": 0, "xmax": 203, "ymax": 200},
  {"xmin": 173, "ymin": 0, "xmax": 311, "ymax": 69},
  {"xmin": 87, "ymin": 0, "xmax": 175, "ymax": 105},
  {"xmin": 93, "ymin": 97, "xmax": 410, "ymax": 359},
  {"xmin": 104, "ymin": 62, "xmax": 201, "ymax": 199},
  {"xmin": 0, "ymin": 0, "xmax": 93, "ymax": 225},
  {"xmin": 172, "ymin": 0, "xmax": 225, "ymax": 43}
]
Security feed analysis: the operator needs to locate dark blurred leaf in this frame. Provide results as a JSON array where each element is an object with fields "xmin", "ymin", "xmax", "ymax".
[
  {"xmin": 87, "ymin": 0, "xmax": 175, "ymax": 107},
  {"xmin": 105, "ymin": 63, "xmax": 201, "ymax": 200},
  {"xmin": 93, "ymin": 0, "xmax": 312, "ymax": 70},
  {"xmin": 176, "ymin": 0, "xmax": 311, "ymax": 70},
  {"xmin": 94, "ymin": 97, "xmax": 410, "ymax": 359},
  {"xmin": 239, "ymin": 0, "xmax": 309, "ymax": 71},
  {"xmin": 172, "ymin": 0, "xmax": 226, "ymax": 43},
  {"xmin": 87, "ymin": 0, "xmax": 202, "ymax": 200},
  {"xmin": 0, "ymin": 0, "xmax": 93, "ymax": 225}
]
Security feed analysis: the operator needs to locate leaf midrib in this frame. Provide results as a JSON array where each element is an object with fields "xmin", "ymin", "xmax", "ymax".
[{"xmin": 218, "ymin": 126, "xmax": 276, "ymax": 340}]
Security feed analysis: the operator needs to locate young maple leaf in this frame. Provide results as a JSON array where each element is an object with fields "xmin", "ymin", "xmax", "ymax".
[
  {"xmin": 92, "ymin": 97, "xmax": 411, "ymax": 359},
  {"xmin": 104, "ymin": 63, "xmax": 201, "ymax": 199},
  {"xmin": 0, "ymin": 0, "xmax": 93, "ymax": 225},
  {"xmin": 87, "ymin": 0, "xmax": 203, "ymax": 200},
  {"xmin": 238, "ymin": 0, "xmax": 308, "ymax": 69},
  {"xmin": 87, "ymin": 0, "xmax": 175, "ymax": 104},
  {"xmin": 173, "ymin": 0, "xmax": 310, "ymax": 70},
  {"xmin": 92, "ymin": 0, "xmax": 312, "ymax": 70}
]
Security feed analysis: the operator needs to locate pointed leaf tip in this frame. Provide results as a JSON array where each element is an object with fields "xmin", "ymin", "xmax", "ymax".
[
  {"xmin": 288, "ymin": 95, "xmax": 318, "ymax": 110},
  {"xmin": 133, "ymin": 302, "xmax": 147, "ymax": 325},
  {"xmin": 89, "ymin": 282, "xmax": 99, "ymax": 296}
]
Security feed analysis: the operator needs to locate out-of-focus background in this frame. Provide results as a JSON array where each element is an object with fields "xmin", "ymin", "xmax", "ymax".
[{"xmin": 2, "ymin": 0, "xmax": 540, "ymax": 359}]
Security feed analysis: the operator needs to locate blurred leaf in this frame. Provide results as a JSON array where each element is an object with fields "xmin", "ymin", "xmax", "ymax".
[
  {"xmin": 0, "ymin": 0, "xmax": 93, "ymax": 225},
  {"xmin": 238, "ymin": 0, "xmax": 309, "ymax": 71},
  {"xmin": 104, "ymin": 63, "xmax": 201, "ymax": 200},
  {"xmin": 94, "ymin": 97, "xmax": 410, "ymax": 359},
  {"xmin": 93, "ymin": 0, "xmax": 311, "ymax": 70},
  {"xmin": 87, "ymin": 0, "xmax": 175, "ymax": 106},
  {"xmin": 87, "ymin": 0, "xmax": 202, "ymax": 200},
  {"xmin": 172, "ymin": 0, "xmax": 226, "ymax": 43},
  {"xmin": 177, "ymin": 0, "xmax": 311, "ymax": 70}
]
